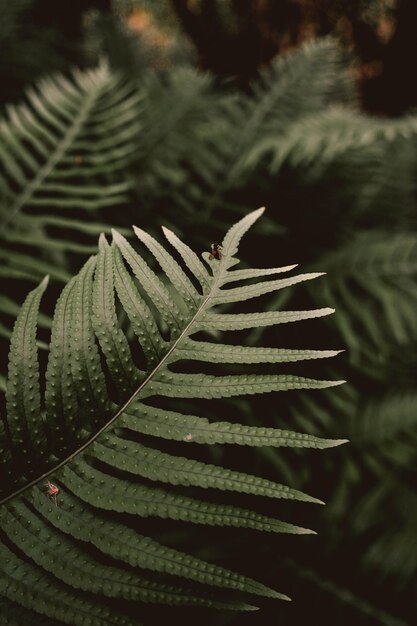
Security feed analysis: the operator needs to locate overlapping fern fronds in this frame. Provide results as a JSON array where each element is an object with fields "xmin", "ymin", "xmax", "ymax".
[
  {"xmin": 0, "ymin": 38, "xmax": 354, "ymax": 351},
  {"xmin": 0, "ymin": 61, "xmax": 141, "ymax": 341},
  {"xmin": 0, "ymin": 208, "xmax": 345, "ymax": 624},
  {"xmin": 134, "ymin": 67, "xmax": 218, "ymax": 212},
  {"xmin": 305, "ymin": 231, "xmax": 417, "ymax": 370},
  {"xmin": 1, "ymin": 21, "xmax": 416, "ymax": 624},
  {"xmin": 131, "ymin": 38, "xmax": 354, "ymax": 216},
  {"xmin": 243, "ymin": 107, "xmax": 417, "ymax": 223}
]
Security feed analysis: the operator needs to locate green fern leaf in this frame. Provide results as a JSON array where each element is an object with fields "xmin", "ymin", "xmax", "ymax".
[
  {"xmin": 90, "ymin": 434, "xmax": 323, "ymax": 503},
  {"xmin": 2, "ymin": 501, "xmax": 252, "ymax": 611},
  {"xmin": 44, "ymin": 276, "xmax": 79, "ymax": 448},
  {"xmin": 69, "ymin": 257, "xmax": 108, "ymax": 430},
  {"xmin": 6, "ymin": 276, "xmax": 49, "ymax": 463},
  {"xmin": 0, "ymin": 208, "xmax": 345, "ymax": 623},
  {"xmin": 195, "ymin": 307, "xmax": 335, "ymax": 331},
  {"xmin": 121, "ymin": 403, "xmax": 347, "ymax": 449},
  {"xmin": 173, "ymin": 338, "xmax": 343, "ymax": 364},
  {"xmin": 92, "ymin": 235, "xmax": 139, "ymax": 398},
  {"xmin": 180, "ymin": 39, "xmax": 353, "ymax": 210},
  {"xmin": 0, "ymin": 63, "xmax": 140, "ymax": 337},
  {"xmin": 133, "ymin": 226, "xmax": 201, "ymax": 309},
  {"xmin": 161, "ymin": 225, "xmax": 211, "ymax": 292},
  {"xmin": 60, "ymin": 460, "xmax": 314, "ymax": 536},
  {"xmin": 112, "ymin": 229, "xmax": 185, "ymax": 336},
  {"xmin": 28, "ymin": 489, "xmax": 281, "ymax": 601},
  {"xmin": 0, "ymin": 542, "xmax": 136, "ymax": 626}
]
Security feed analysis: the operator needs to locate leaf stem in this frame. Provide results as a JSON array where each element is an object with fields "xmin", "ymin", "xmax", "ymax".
[{"xmin": 0, "ymin": 257, "xmax": 223, "ymax": 505}]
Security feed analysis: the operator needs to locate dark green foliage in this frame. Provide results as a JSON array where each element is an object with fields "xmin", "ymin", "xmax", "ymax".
[
  {"xmin": 0, "ymin": 63, "xmax": 140, "ymax": 349},
  {"xmin": 1, "ymin": 31, "xmax": 417, "ymax": 625},
  {"xmin": 0, "ymin": 209, "xmax": 345, "ymax": 624}
]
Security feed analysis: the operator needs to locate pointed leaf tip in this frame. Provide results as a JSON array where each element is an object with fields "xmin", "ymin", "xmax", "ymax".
[
  {"xmin": 132, "ymin": 225, "xmax": 145, "ymax": 237},
  {"xmin": 257, "ymin": 585, "xmax": 292, "ymax": 601},
  {"xmin": 311, "ymin": 497, "xmax": 325, "ymax": 505},
  {"xmin": 296, "ymin": 526, "xmax": 318, "ymax": 535},
  {"xmin": 244, "ymin": 206, "xmax": 265, "ymax": 226},
  {"xmin": 328, "ymin": 379, "xmax": 346, "ymax": 387},
  {"xmin": 327, "ymin": 438, "xmax": 349, "ymax": 447},
  {"xmin": 269, "ymin": 590, "xmax": 292, "ymax": 602},
  {"xmin": 111, "ymin": 228, "xmax": 123, "ymax": 243}
]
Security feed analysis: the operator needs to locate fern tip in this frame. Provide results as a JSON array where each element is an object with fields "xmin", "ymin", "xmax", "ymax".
[
  {"xmin": 271, "ymin": 591, "xmax": 292, "ymax": 602},
  {"xmin": 111, "ymin": 228, "xmax": 124, "ymax": 243},
  {"xmin": 300, "ymin": 492, "xmax": 325, "ymax": 505},
  {"xmin": 98, "ymin": 233, "xmax": 108, "ymax": 247},
  {"xmin": 328, "ymin": 438, "xmax": 349, "ymax": 447},
  {"xmin": 251, "ymin": 581, "xmax": 292, "ymax": 601},
  {"xmin": 328, "ymin": 379, "xmax": 346, "ymax": 387},
  {"xmin": 132, "ymin": 225, "xmax": 145, "ymax": 237},
  {"xmin": 259, "ymin": 588, "xmax": 292, "ymax": 601}
]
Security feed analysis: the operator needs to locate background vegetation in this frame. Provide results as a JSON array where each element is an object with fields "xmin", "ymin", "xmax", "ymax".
[{"xmin": 1, "ymin": 1, "xmax": 416, "ymax": 625}]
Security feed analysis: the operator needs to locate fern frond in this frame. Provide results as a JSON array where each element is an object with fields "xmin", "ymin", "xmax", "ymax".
[
  {"xmin": 6, "ymin": 275, "xmax": 49, "ymax": 461},
  {"xmin": 121, "ymin": 403, "xmax": 347, "ymax": 448},
  {"xmin": 195, "ymin": 307, "xmax": 335, "ymax": 331},
  {"xmin": 135, "ymin": 68, "xmax": 217, "ymax": 205},
  {"xmin": 347, "ymin": 392, "xmax": 417, "ymax": 446},
  {"xmin": 0, "ymin": 542, "xmax": 137, "ymax": 626},
  {"xmin": 248, "ymin": 107, "xmax": 417, "ymax": 181},
  {"xmin": 0, "ymin": 208, "xmax": 344, "ymax": 623},
  {"xmin": 92, "ymin": 235, "xmax": 140, "ymax": 398},
  {"xmin": 173, "ymin": 338, "xmax": 343, "ymax": 364},
  {"xmin": 28, "ymin": 489, "xmax": 282, "ymax": 601},
  {"xmin": 307, "ymin": 231, "xmax": 417, "ymax": 368},
  {"xmin": 0, "ymin": 62, "xmax": 140, "ymax": 337},
  {"xmin": 60, "ymin": 460, "xmax": 314, "ymax": 536},
  {"xmin": 2, "ymin": 501, "xmax": 254, "ymax": 611},
  {"xmin": 178, "ymin": 39, "xmax": 354, "ymax": 211},
  {"xmin": 90, "ymin": 434, "xmax": 323, "ymax": 503},
  {"xmin": 0, "ymin": 63, "xmax": 138, "ymax": 229}
]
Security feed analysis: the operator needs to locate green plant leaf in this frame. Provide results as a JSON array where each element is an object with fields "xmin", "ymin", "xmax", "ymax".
[{"xmin": 0, "ymin": 208, "xmax": 344, "ymax": 623}]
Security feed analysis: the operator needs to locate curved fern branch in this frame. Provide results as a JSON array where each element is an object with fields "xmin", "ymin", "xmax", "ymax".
[
  {"xmin": 0, "ymin": 62, "xmax": 140, "ymax": 340},
  {"xmin": 185, "ymin": 39, "xmax": 353, "ymax": 212},
  {"xmin": 0, "ymin": 208, "xmax": 345, "ymax": 623}
]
